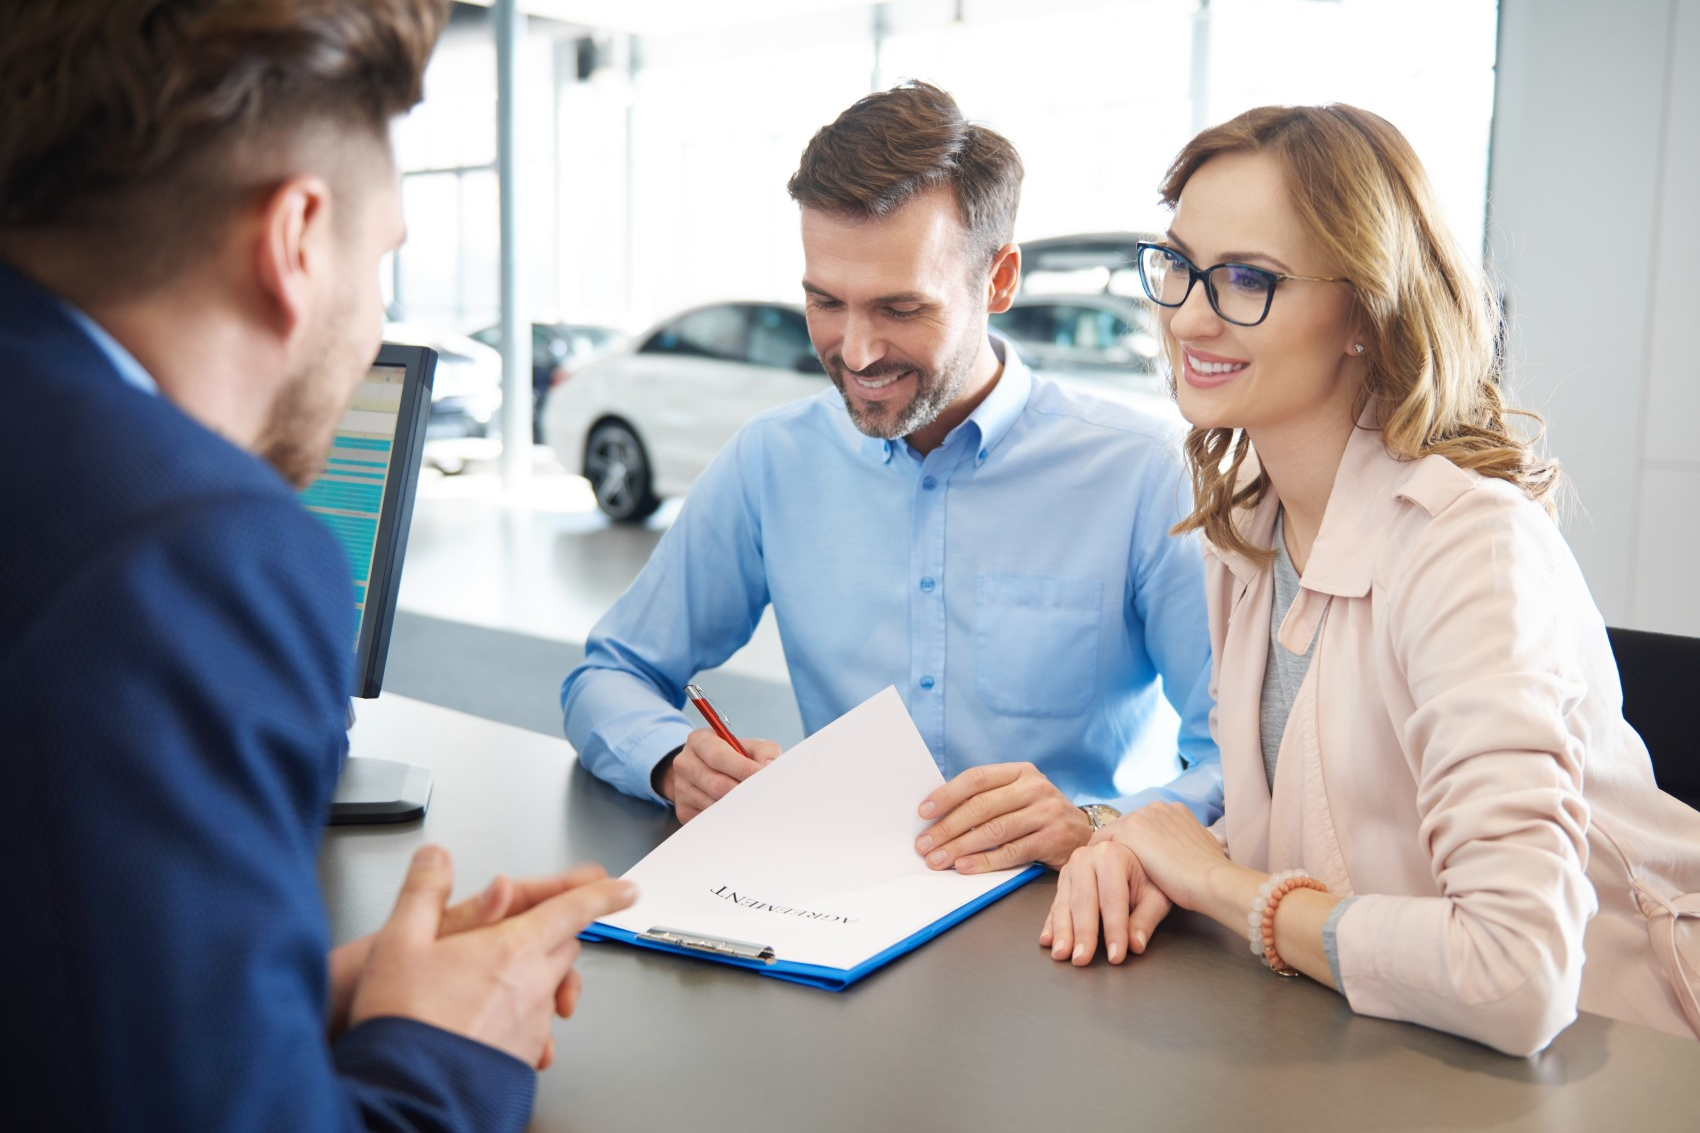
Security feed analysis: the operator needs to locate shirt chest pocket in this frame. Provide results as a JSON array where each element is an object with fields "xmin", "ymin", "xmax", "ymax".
[{"xmin": 974, "ymin": 574, "xmax": 1103, "ymax": 718}]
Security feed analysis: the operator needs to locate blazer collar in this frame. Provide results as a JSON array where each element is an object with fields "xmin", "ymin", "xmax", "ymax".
[
  {"xmin": 1212, "ymin": 415, "xmax": 1475, "ymax": 597},
  {"xmin": 0, "ymin": 259, "xmax": 137, "ymax": 393}
]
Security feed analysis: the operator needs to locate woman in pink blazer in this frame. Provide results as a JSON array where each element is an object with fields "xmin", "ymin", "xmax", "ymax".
[{"xmin": 1040, "ymin": 104, "xmax": 1700, "ymax": 1056}]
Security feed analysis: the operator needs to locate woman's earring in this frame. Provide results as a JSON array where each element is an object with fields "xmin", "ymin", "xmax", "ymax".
[{"xmin": 1351, "ymin": 343, "xmax": 1366, "ymax": 355}]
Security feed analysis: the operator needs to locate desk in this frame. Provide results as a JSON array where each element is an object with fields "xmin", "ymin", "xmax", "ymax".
[{"xmin": 323, "ymin": 696, "xmax": 1699, "ymax": 1132}]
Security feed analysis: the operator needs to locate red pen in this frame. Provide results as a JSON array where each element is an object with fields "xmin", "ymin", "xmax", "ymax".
[{"xmin": 685, "ymin": 683, "xmax": 752, "ymax": 759}]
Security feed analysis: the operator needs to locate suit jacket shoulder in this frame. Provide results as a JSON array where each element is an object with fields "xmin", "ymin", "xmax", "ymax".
[{"xmin": 0, "ymin": 262, "xmax": 535, "ymax": 1131}]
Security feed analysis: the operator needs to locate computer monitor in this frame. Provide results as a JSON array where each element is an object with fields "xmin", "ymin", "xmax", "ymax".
[
  {"xmin": 300, "ymin": 343, "xmax": 435, "ymax": 698},
  {"xmin": 299, "ymin": 343, "xmax": 436, "ymax": 823}
]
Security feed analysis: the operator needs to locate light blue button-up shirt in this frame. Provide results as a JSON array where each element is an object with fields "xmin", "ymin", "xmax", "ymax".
[{"xmin": 562, "ymin": 340, "xmax": 1221, "ymax": 823}]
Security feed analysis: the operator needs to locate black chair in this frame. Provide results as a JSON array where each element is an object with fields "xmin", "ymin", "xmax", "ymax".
[{"xmin": 1606, "ymin": 626, "xmax": 1700, "ymax": 810}]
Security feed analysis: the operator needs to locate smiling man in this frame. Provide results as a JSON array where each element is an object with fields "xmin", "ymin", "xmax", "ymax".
[{"xmin": 563, "ymin": 81, "xmax": 1220, "ymax": 895}]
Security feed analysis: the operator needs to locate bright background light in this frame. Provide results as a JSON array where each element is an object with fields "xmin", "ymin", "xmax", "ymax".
[{"xmin": 388, "ymin": 0, "xmax": 1498, "ymax": 338}]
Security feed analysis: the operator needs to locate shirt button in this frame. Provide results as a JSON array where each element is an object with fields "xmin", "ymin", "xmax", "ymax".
[
  {"xmin": 919, "ymin": 576, "xmax": 936, "ymax": 593},
  {"xmin": 919, "ymin": 675, "xmax": 936, "ymax": 690},
  {"xmin": 921, "ymin": 475, "xmax": 937, "ymax": 490}
]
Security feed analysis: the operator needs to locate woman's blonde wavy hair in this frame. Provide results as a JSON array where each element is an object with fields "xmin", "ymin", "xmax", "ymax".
[{"xmin": 1161, "ymin": 104, "xmax": 1559, "ymax": 565}]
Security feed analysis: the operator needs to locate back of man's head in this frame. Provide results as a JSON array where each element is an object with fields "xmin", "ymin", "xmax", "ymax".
[
  {"xmin": 0, "ymin": 0, "xmax": 447, "ymax": 302},
  {"xmin": 787, "ymin": 80, "xmax": 1023, "ymax": 272}
]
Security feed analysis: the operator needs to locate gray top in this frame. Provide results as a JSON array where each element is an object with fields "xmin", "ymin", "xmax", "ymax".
[
  {"xmin": 1259, "ymin": 510, "xmax": 1318, "ymax": 788},
  {"xmin": 323, "ymin": 696, "xmax": 1700, "ymax": 1133},
  {"xmin": 1258, "ymin": 511, "xmax": 1355, "ymax": 990}
]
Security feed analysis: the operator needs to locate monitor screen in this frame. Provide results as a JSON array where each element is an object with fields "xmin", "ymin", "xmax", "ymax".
[{"xmin": 298, "ymin": 343, "xmax": 436, "ymax": 699}]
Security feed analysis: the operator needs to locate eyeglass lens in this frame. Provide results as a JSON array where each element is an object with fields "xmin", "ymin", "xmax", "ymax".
[{"xmin": 1137, "ymin": 246, "xmax": 1275, "ymax": 327}]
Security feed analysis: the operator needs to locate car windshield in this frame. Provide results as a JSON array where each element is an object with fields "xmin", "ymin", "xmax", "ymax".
[
  {"xmin": 642, "ymin": 306, "xmax": 746, "ymax": 362},
  {"xmin": 746, "ymin": 306, "xmax": 815, "ymax": 369},
  {"xmin": 995, "ymin": 304, "xmax": 1131, "ymax": 347}
]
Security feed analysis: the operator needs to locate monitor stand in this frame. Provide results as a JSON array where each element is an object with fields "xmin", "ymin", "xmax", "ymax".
[{"xmin": 330, "ymin": 701, "xmax": 433, "ymax": 825}]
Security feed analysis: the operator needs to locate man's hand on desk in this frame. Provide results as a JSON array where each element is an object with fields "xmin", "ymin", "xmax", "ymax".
[
  {"xmin": 658, "ymin": 727, "xmax": 782, "ymax": 823},
  {"xmin": 338, "ymin": 846, "xmax": 636, "ymax": 1069},
  {"xmin": 915, "ymin": 762, "xmax": 1093, "ymax": 873},
  {"xmin": 327, "ymin": 861, "xmax": 623, "ymax": 1042}
]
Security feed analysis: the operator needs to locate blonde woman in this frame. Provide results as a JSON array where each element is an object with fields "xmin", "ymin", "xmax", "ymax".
[{"xmin": 1042, "ymin": 104, "xmax": 1700, "ymax": 1055}]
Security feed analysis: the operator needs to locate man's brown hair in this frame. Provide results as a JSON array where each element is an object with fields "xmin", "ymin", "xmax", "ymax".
[
  {"xmin": 787, "ymin": 80, "xmax": 1023, "ymax": 270},
  {"xmin": 0, "ymin": 0, "xmax": 447, "ymax": 294}
]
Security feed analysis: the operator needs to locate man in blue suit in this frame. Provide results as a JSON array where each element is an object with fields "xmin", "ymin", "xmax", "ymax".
[{"xmin": 0, "ymin": 3, "xmax": 633, "ymax": 1130}]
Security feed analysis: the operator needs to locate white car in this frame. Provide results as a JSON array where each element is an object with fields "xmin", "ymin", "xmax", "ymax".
[
  {"xmin": 543, "ymin": 302, "xmax": 827, "ymax": 521},
  {"xmin": 991, "ymin": 293, "xmax": 1163, "ymax": 379},
  {"xmin": 543, "ymin": 300, "xmax": 1181, "ymax": 523}
]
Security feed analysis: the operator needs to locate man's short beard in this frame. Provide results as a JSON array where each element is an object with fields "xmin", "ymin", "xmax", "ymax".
[
  {"xmin": 256, "ymin": 314, "xmax": 362, "ymax": 489},
  {"xmin": 257, "ymin": 368, "xmax": 338, "ymax": 489},
  {"xmin": 829, "ymin": 329, "xmax": 979, "ymax": 442}
]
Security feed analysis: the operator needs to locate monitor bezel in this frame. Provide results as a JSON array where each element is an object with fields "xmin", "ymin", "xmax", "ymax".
[{"xmin": 351, "ymin": 342, "xmax": 436, "ymax": 699}]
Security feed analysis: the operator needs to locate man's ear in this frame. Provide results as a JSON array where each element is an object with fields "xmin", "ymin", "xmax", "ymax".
[
  {"xmin": 985, "ymin": 243, "xmax": 1021, "ymax": 314},
  {"xmin": 251, "ymin": 175, "xmax": 333, "ymax": 346}
]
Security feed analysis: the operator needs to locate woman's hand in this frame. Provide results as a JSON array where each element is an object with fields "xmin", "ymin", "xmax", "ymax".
[
  {"xmin": 1041, "ymin": 801, "xmax": 1249, "ymax": 966},
  {"xmin": 1041, "ymin": 839, "xmax": 1172, "ymax": 965},
  {"xmin": 1058, "ymin": 804, "xmax": 1346, "ymax": 993},
  {"xmin": 1103, "ymin": 801, "xmax": 1234, "ymax": 916}
]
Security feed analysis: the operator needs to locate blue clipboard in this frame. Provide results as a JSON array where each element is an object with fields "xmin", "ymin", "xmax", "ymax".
[{"xmin": 580, "ymin": 862, "xmax": 1044, "ymax": 991}]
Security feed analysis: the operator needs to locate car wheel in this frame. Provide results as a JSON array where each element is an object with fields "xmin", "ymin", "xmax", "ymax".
[{"xmin": 583, "ymin": 420, "xmax": 660, "ymax": 523}]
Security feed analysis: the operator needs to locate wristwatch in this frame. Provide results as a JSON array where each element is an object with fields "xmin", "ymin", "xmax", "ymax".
[{"xmin": 1079, "ymin": 803, "xmax": 1122, "ymax": 831}]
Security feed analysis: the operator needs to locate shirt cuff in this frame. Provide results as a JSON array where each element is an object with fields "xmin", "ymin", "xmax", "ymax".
[
  {"xmin": 629, "ymin": 722, "xmax": 694, "ymax": 806},
  {"xmin": 1108, "ymin": 759, "xmax": 1224, "ymax": 825},
  {"xmin": 1323, "ymin": 895, "xmax": 1359, "ymax": 993}
]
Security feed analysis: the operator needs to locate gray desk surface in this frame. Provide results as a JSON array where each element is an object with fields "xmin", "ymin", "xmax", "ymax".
[{"xmin": 323, "ymin": 695, "xmax": 1700, "ymax": 1133}]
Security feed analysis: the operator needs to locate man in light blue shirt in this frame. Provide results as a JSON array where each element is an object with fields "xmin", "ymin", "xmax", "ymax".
[{"xmin": 563, "ymin": 80, "xmax": 1218, "ymax": 877}]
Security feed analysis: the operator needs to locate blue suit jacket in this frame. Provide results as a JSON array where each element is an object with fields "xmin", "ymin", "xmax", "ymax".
[{"xmin": 0, "ymin": 262, "xmax": 533, "ymax": 1131}]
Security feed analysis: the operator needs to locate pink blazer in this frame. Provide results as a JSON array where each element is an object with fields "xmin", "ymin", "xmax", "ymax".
[{"xmin": 1205, "ymin": 423, "xmax": 1700, "ymax": 1055}]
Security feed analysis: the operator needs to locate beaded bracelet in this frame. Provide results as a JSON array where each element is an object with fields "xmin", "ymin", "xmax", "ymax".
[{"xmin": 1247, "ymin": 868, "xmax": 1329, "ymax": 976}]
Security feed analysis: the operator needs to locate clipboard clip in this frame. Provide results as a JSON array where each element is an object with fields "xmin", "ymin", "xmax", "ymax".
[{"xmin": 640, "ymin": 925, "xmax": 777, "ymax": 964}]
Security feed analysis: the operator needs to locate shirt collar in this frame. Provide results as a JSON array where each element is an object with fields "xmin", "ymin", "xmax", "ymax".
[
  {"xmin": 965, "ymin": 335, "xmax": 1031, "ymax": 465},
  {"xmin": 58, "ymin": 299, "xmax": 159, "ymax": 396},
  {"xmin": 861, "ymin": 334, "xmax": 1033, "ymax": 466}
]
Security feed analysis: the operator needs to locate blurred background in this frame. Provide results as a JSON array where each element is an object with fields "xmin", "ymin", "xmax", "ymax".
[
  {"xmin": 391, "ymin": 0, "xmax": 1495, "ymax": 334},
  {"xmin": 378, "ymin": 0, "xmax": 1698, "ymax": 742}
]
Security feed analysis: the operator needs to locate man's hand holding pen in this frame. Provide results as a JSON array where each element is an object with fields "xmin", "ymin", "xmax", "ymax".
[
  {"xmin": 659, "ymin": 728, "xmax": 782, "ymax": 822},
  {"xmin": 659, "ymin": 684, "xmax": 783, "ymax": 822}
]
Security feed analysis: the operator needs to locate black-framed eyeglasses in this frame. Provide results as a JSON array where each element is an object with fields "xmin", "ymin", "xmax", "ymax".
[{"xmin": 1133, "ymin": 241, "xmax": 1350, "ymax": 328}]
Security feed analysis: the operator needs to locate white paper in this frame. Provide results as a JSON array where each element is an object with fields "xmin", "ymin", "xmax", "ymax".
[{"xmin": 594, "ymin": 686, "xmax": 1033, "ymax": 971}]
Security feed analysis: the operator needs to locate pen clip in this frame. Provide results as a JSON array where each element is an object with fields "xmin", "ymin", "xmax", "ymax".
[
  {"xmin": 684, "ymin": 684, "xmax": 715, "ymax": 720},
  {"xmin": 640, "ymin": 925, "xmax": 777, "ymax": 964},
  {"xmin": 684, "ymin": 683, "xmax": 748, "ymax": 757}
]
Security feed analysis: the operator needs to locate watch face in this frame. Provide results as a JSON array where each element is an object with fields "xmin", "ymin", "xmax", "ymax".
[{"xmin": 1084, "ymin": 804, "xmax": 1121, "ymax": 829}]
